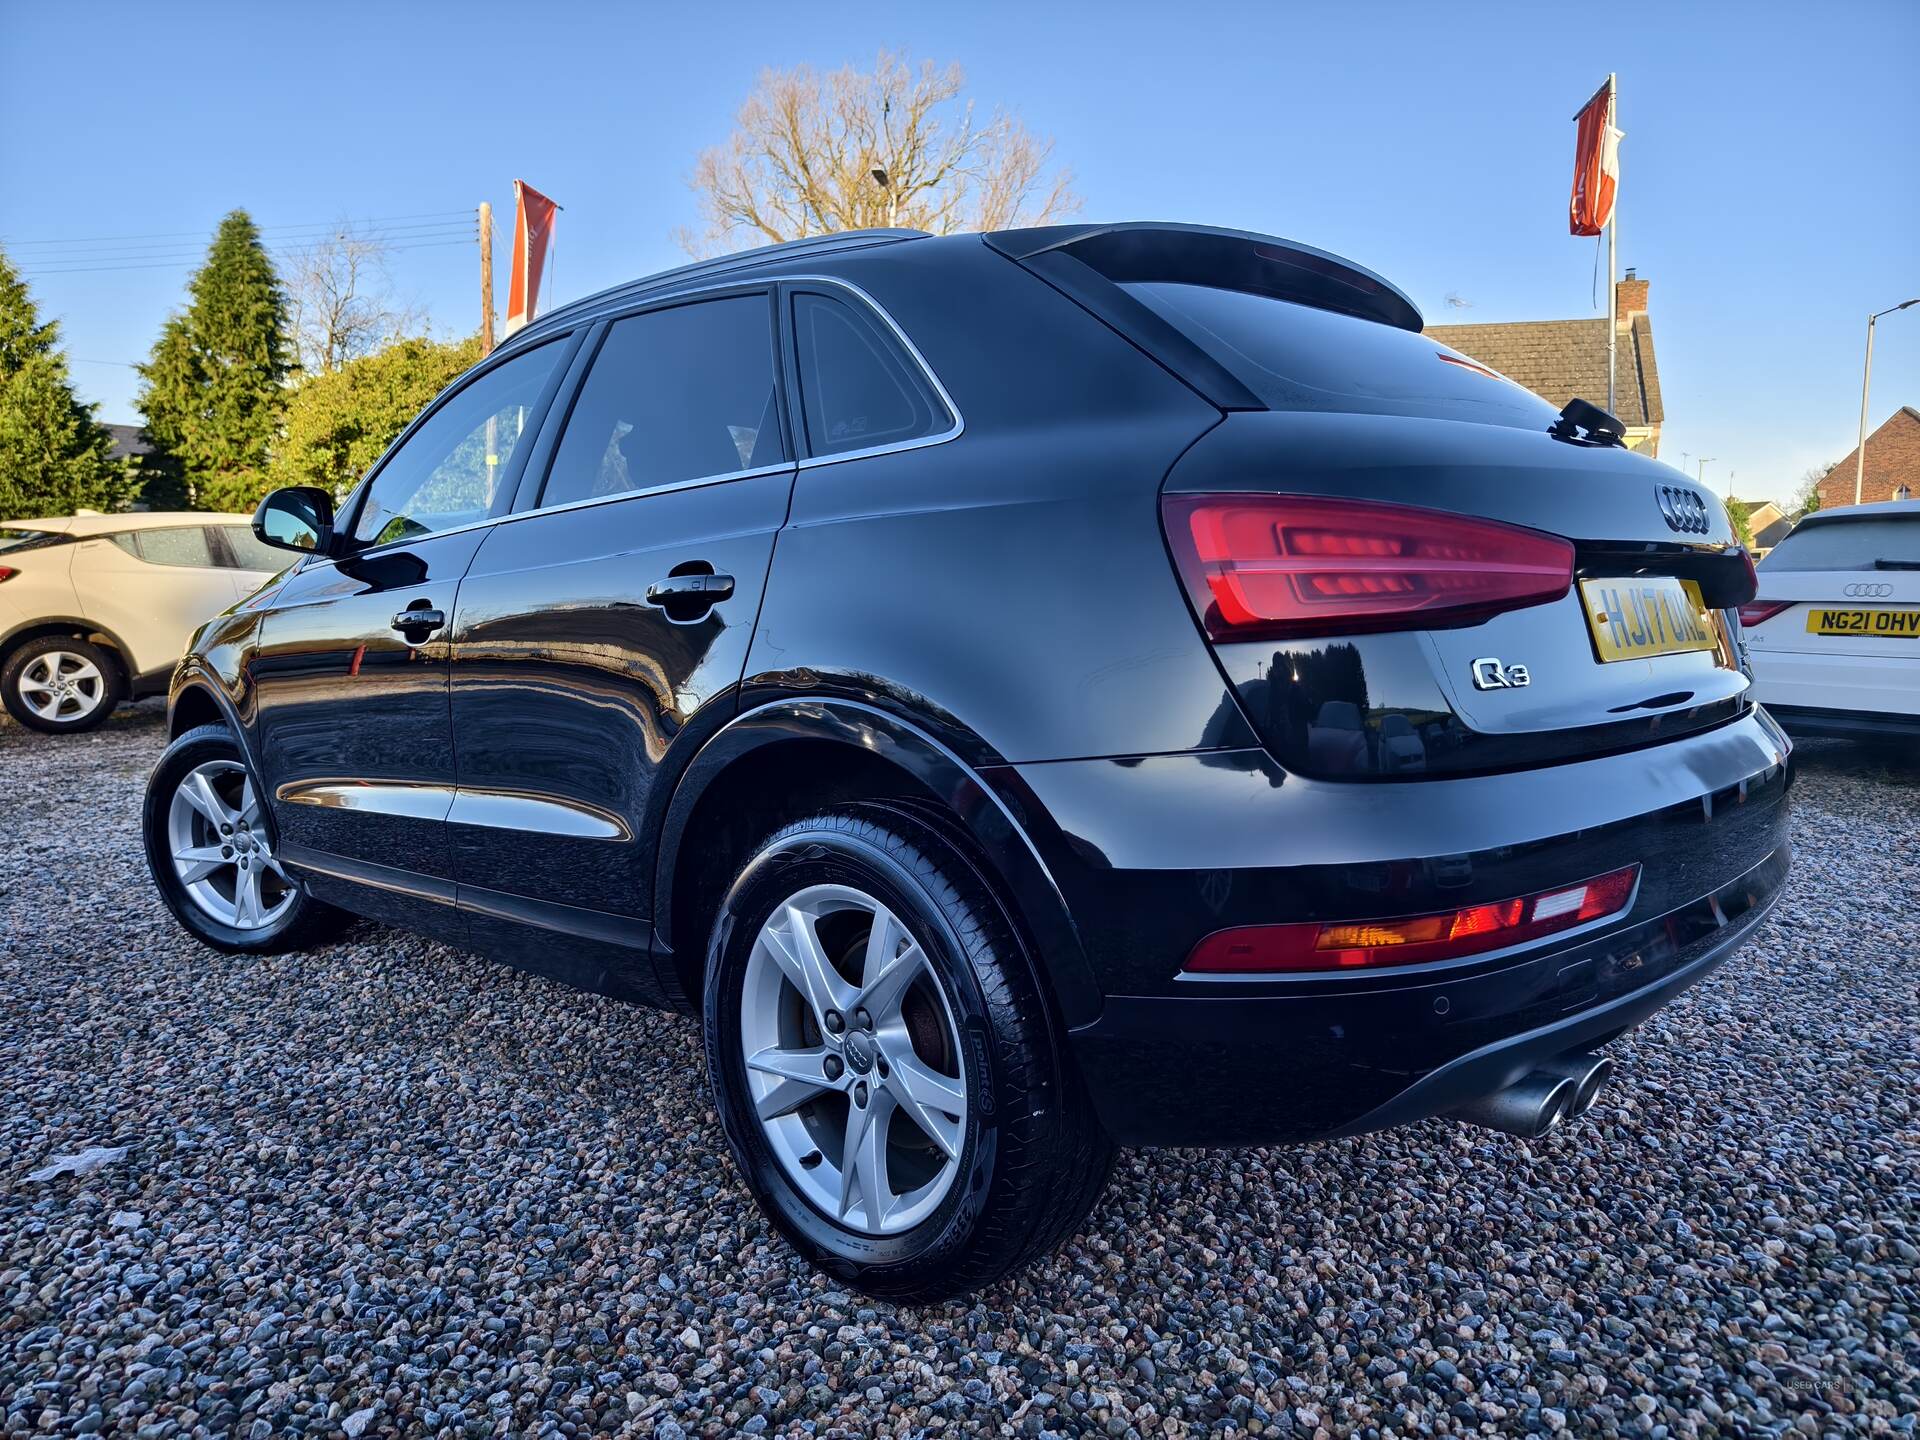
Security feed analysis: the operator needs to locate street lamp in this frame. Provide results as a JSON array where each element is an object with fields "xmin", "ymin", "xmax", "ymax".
[{"xmin": 1855, "ymin": 298, "xmax": 1920, "ymax": 505}]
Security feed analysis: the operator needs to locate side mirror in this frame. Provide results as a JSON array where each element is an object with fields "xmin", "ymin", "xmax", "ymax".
[{"xmin": 253, "ymin": 486, "xmax": 335, "ymax": 557}]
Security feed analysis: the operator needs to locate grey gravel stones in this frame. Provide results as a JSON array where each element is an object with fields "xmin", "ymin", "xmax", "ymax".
[{"xmin": 2, "ymin": 704, "xmax": 1916, "ymax": 1436}]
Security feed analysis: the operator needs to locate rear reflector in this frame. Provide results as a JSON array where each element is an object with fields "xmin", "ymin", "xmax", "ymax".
[
  {"xmin": 1736, "ymin": 599, "xmax": 1792, "ymax": 628},
  {"xmin": 1186, "ymin": 864, "xmax": 1639, "ymax": 974},
  {"xmin": 1163, "ymin": 495, "xmax": 1574, "ymax": 641}
]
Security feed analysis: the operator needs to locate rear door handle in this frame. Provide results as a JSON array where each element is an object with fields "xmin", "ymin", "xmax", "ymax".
[
  {"xmin": 645, "ymin": 573, "xmax": 735, "ymax": 606},
  {"xmin": 391, "ymin": 607, "xmax": 446, "ymax": 635}
]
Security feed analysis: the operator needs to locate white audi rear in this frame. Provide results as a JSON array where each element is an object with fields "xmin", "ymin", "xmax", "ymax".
[{"xmin": 1740, "ymin": 500, "xmax": 1920, "ymax": 741}]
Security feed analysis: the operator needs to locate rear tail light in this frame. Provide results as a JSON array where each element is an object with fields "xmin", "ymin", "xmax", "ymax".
[
  {"xmin": 1185, "ymin": 864, "xmax": 1639, "ymax": 974},
  {"xmin": 0, "ymin": 566, "xmax": 16, "ymax": 583},
  {"xmin": 1736, "ymin": 599, "xmax": 1791, "ymax": 628},
  {"xmin": 1163, "ymin": 495, "xmax": 1574, "ymax": 641}
]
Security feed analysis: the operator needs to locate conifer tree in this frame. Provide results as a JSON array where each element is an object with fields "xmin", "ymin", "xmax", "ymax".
[
  {"xmin": 137, "ymin": 210, "xmax": 291, "ymax": 511},
  {"xmin": 0, "ymin": 247, "xmax": 134, "ymax": 517}
]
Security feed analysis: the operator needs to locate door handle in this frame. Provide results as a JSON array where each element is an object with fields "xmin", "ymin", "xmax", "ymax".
[
  {"xmin": 391, "ymin": 607, "xmax": 446, "ymax": 635},
  {"xmin": 645, "ymin": 573, "xmax": 735, "ymax": 606}
]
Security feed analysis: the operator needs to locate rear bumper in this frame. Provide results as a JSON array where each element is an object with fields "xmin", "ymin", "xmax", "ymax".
[
  {"xmin": 1763, "ymin": 703, "xmax": 1920, "ymax": 742},
  {"xmin": 986, "ymin": 707, "xmax": 1793, "ymax": 1148}
]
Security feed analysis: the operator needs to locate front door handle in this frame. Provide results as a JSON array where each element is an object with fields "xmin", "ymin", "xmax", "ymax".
[
  {"xmin": 391, "ymin": 607, "xmax": 446, "ymax": 635},
  {"xmin": 645, "ymin": 573, "xmax": 735, "ymax": 606}
]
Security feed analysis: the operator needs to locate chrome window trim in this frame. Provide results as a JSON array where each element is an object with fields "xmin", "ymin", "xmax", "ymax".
[
  {"xmin": 781, "ymin": 276, "xmax": 965, "ymax": 468},
  {"xmin": 294, "ymin": 274, "xmax": 961, "ymax": 573}
]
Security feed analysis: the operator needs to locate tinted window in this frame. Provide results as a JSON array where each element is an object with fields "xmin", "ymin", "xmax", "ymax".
[
  {"xmin": 0, "ymin": 527, "xmax": 71, "ymax": 554},
  {"xmin": 541, "ymin": 297, "xmax": 786, "ymax": 508},
  {"xmin": 218, "ymin": 524, "xmax": 292, "ymax": 572},
  {"xmin": 791, "ymin": 291, "xmax": 951, "ymax": 457},
  {"xmin": 1760, "ymin": 515, "xmax": 1919, "ymax": 571},
  {"xmin": 352, "ymin": 341, "xmax": 563, "ymax": 546},
  {"xmin": 129, "ymin": 526, "xmax": 218, "ymax": 568},
  {"xmin": 1122, "ymin": 282, "xmax": 1561, "ymax": 430}
]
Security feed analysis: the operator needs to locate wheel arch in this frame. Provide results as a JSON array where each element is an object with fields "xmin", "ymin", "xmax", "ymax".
[
  {"xmin": 653, "ymin": 698, "xmax": 1099, "ymax": 1028},
  {"xmin": 0, "ymin": 615, "xmax": 136, "ymax": 692}
]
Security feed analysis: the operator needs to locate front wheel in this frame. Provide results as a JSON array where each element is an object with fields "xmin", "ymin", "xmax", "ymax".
[
  {"xmin": 142, "ymin": 723, "xmax": 348, "ymax": 954},
  {"xmin": 703, "ymin": 804, "xmax": 1114, "ymax": 1301}
]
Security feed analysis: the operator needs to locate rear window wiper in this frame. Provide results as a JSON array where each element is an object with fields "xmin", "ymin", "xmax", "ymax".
[{"xmin": 1873, "ymin": 557, "xmax": 1920, "ymax": 570}]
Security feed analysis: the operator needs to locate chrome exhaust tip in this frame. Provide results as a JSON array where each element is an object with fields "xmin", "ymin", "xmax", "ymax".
[
  {"xmin": 1536, "ymin": 1052, "xmax": 1614, "ymax": 1117},
  {"xmin": 1450, "ymin": 1071, "xmax": 1577, "ymax": 1139}
]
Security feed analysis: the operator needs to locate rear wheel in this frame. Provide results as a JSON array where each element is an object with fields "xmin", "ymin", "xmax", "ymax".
[
  {"xmin": 2, "ymin": 635, "xmax": 124, "ymax": 733},
  {"xmin": 142, "ymin": 723, "xmax": 349, "ymax": 953},
  {"xmin": 703, "ymin": 804, "xmax": 1114, "ymax": 1301}
]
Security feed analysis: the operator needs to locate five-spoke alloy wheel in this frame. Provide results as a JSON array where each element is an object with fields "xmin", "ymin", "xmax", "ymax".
[
  {"xmin": 143, "ymin": 722, "xmax": 348, "ymax": 954},
  {"xmin": 2, "ymin": 635, "xmax": 125, "ymax": 734},
  {"xmin": 741, "ymin": 884, "xmax": 969, "ymax": 1236},
  {"xmin": 704, "ymin": 804, "xmax": 1115, "ymax": 1302}
]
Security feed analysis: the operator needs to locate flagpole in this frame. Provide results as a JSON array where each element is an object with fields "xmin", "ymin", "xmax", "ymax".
[{"xmin": 1605, "ymin": 72, "xmax": 1617, "ymax": 418}]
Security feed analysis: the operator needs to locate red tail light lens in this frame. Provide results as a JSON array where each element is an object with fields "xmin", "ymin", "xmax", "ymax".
[
  {"xmin": 1163, "ymin": 495, "xmax": 1575, "ymax": 641},
  {"xmin": 0, "ymin": 566, "xmax": 16, "ymax": 583},
  {"xmin": 1186, "ymin": 865, "xmax": 1639, "ymax": 974},
  {"xmin": 1736, "ymin": 599, "xmax": 1791, "ymax": 628}
]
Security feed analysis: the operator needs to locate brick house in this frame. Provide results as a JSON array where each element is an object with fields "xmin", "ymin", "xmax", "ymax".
[
  {"xmin": 1425, "ymin": 272, "xmax": 1664, "ymax": 456},
  {"xmin": 1814, "ymin": 405, "xmax": 1920, "ymax": 509}
]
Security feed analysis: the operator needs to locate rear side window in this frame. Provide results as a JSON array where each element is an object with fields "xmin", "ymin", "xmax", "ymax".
[
  {"xmin": 112, "ymin": 526, "xmax": 219, "ymax": 567},
  {"xmin": 1760, "ymin": 516, "xmax": 1919, "ymax": 571},
  {"xmin": 540, "ymin": 295, "xmax": 786, "ymax": 508},
  {"xmin": 217, "ymin": 524, "xmax": 291, "ymax": 572},
  {"xmin": 1121, "ymin": 282, "xmax": 1561, "ymax": 430},
  {"xmin": 791, "ymin": 290, "xmax": 951, "ymax": 457}
]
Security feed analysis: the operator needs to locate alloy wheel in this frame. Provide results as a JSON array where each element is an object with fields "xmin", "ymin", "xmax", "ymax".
[
  {"xmin": 740, "ymin": 884, "xmax": 969, "ymax": 1236},
  {"xmin": 165, "ymin": 760, "xmax": 296, "ymax": 931},
  {"xmin": 17, "ymin": 650, "xmax": 106, "ymax": 724}
]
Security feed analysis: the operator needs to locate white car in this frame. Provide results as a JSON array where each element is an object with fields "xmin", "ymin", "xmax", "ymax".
[
  {"xmin": 1740, "ymin": 500, "xmax": 1920, "ymax": 742},
  {"xmin": 0, "ymin": 511, "xmax": 285, "ymax": 733}
]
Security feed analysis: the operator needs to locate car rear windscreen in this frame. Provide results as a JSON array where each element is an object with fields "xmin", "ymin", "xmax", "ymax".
[
  {"xmin": 0, "ymin": 527, "xmax": 70, "ymax": 554},
  {"xmin": 1120, "ymin": 281, "xmax": 1562, "ymax": 430},
  {"xmin": 1759, "ymin": 515, "xmax": 1919, "ymax": 571}
]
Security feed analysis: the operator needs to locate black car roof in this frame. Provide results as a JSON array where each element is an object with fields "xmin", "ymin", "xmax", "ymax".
[
  {"xmin": 500, "ymin": 221, "xmax": 1423, "ymax": 352},
  {"xmin": 503, "ymin": 228, "xmax": 931, "ymax": 349}
]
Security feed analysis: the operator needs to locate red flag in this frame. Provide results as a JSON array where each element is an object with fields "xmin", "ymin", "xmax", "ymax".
[
  {"xmin": 505, "ymin": 180, "xmax": 559, "ymax": 335},
  {"xmin": 1568, "ymin": 79, "xmax": 1620, "ymax": 237}
]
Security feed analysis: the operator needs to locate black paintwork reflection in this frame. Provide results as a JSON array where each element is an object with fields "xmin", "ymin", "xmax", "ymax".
[
  {"xmin": 448, "ymin": 473, "xmax": 792, "ymax": 923},
  {"xmin": 991, "ymin": 710, "xmax": 1792, "ymax": 999},
  {"xmin": 1217, "ymin": 632, "xmax": 1749, "ymax": 779},
  {"xmin": 251, "ymin": 530, "xmax": 488, "ymax": 892}
]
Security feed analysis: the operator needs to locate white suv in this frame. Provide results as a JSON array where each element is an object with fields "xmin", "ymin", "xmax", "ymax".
[
  {"xmin": 0, "ymin": 512, "xmax": 284, "ymax": 734},
  {"xmin": 1740, "ymin": 500, "xmax": 1920, "ymax": 742}
]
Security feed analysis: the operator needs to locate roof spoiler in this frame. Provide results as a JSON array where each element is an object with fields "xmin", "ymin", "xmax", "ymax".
[{"xmin": 983, "ymin": 222, "xmax": 1424, "ymax": 333}]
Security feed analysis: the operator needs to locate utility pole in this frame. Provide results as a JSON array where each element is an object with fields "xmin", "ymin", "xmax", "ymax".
[
  {"xmin": 1856, "ymin": 298, "xmax": 1919, "ymax": 505},
  {"xmin": 1696, "ymin": 457, "xmax": 1715, "ymax": 488},
  {"xmin": 478, "ymin": 202, "xmax": 496, "ymax": 356}
]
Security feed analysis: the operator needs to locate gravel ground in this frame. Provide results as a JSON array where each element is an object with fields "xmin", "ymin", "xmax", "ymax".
[{"xmin": 1, "ymin": 702, "xmax": 1915, "ymax": 1439}]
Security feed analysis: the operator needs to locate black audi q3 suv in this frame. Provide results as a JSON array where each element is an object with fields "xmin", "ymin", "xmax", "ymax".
[{"xmin": 144, "ymin": 222, "xmax": 1790, "ymax": 1300}]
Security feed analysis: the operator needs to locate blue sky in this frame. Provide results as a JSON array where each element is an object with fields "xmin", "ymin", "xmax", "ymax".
[{"xmin": 3, "ymin": 0, "xmax": 1915, "ymax": 504}]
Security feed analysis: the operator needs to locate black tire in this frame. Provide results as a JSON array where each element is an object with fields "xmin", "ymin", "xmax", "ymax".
[
  {"xmin": 2, "ymin": 634, "xmax": 125, "ymax": 734},
  {"xmin": 703, "ymin": 803, "xmax": 1115, "ymax": 1301},
  {"xmin": 143, "ymin": 723, "xmax": 350, "ymax": 954}
]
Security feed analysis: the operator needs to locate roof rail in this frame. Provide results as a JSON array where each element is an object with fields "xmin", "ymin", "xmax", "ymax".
[{"xmin": 508, "ymin": 228, "xmax": 931, "ymax": 343}]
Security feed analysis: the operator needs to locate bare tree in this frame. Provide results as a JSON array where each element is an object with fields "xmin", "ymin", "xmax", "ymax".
[
  {"xmin": 283, "ymin": 223, "xmax": 427, "ymax": 376},
  {"xmin": 682, "ymin": 52, "xmax": 1078, "ymax": 255}
]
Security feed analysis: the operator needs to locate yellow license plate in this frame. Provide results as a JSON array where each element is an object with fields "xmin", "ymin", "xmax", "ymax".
[
  {"xmin": 1806, "ymin": 607, "xmax": 1920, "ymax": 637},
  {"xmin": 1580, "ymin": 577, "xmax": 1718, "ymax": 662}
]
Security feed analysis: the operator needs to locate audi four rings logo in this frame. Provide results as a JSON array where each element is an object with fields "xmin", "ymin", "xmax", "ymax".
[
  {"xmin": 1844, "ymin": 582, "xmax": 1894, "ymax": 597},
  {"xmin": 1657, "ymin": 484, "xmax": 1712, "ymax": 534}
]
